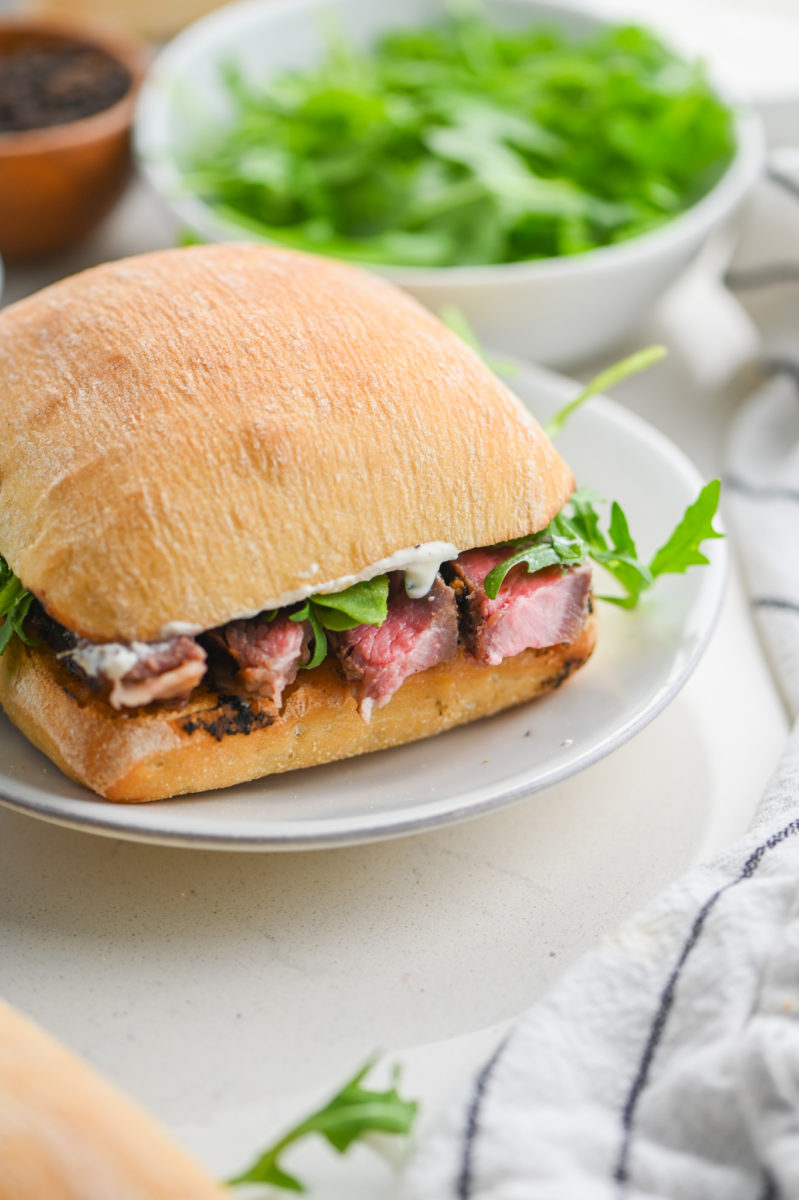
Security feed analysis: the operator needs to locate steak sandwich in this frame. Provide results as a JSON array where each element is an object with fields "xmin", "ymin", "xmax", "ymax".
[{"xmin": 0, "ymin": 244, "xmax": 596, "ymax": 802}]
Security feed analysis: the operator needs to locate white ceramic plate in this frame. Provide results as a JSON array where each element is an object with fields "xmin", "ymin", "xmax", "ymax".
[{"xmin": 0, "ymin": 362, "xmax": 725, "ymax": 849}]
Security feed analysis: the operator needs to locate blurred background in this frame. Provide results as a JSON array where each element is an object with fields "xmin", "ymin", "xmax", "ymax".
[{"xmin": 2, "ymin": 0, "xmax": 797, "ymax": 349}]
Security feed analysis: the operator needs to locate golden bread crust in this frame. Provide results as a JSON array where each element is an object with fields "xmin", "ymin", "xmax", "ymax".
[
  {"xmin": 0, "ymin": 613, "xmax": 597, "ymax": 802},
  {"xmin": 0, "ymin": 244, "xmax": 573, "ymax": 642},
  {"xmin": 0, "ymin": 999, "xmax": 229, "ymax": 1200}
]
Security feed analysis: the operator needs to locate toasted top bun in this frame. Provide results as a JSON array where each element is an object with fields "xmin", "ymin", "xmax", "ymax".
[{"xmin": 0, "ymin": 244, "xmax": 573, "ymax": 642}]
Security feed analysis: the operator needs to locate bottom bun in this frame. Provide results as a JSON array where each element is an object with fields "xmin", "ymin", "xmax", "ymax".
[{"xmin": 0, "ymin": 613, "xmax": 597, "ymax": 802}]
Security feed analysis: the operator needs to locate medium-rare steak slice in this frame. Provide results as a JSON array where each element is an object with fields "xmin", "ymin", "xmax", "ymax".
[
  {"xmin": 69, "ymin": 636, "xmax": 208, "ymax": 709},
  {"xmin": 205, "ymin": 614, "xmax": 310, "ymax": 708},
  {"xmin": 330, "ymin": 574, "xmax": 458, "ymax": 720},
  {"xmin": 450, "ymin": 549, "xmax": 591, "ymax": 666}
]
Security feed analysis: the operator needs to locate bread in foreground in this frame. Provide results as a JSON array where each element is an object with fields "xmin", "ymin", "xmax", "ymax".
[
  {"xmin": 0, "ymin": 999, "xmax": 228, "ymax": 1200},
  {"xmin": 0, "ymin": 243, "xmax": 595, "ymax": 801}
]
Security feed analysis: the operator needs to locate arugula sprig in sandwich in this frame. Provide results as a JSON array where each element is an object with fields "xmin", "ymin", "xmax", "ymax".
[{"xmin": 0, "ymin": 245, "xmax": 713, "ymax": 802}]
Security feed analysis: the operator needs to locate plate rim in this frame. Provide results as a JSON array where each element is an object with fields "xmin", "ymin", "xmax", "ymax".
[{"xmin": 0, "ymin": 369, "xmax": 727, "ymax": 850}]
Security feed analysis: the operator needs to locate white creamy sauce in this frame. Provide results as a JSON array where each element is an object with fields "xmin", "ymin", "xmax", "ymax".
[
  {"xmin": 155, "ymin": 541, "xmax": 461, "ymax": 638},
  {"xmin": 395, "ymin": 542, "xmax": 458, "ymax": 599},
  {"xmin": 306, "ymin": 540, "xmax": 459, "ymax": 601},
  {"xmin": 67, "ymin": 640, "xmax": 172, "ymax": 681}
]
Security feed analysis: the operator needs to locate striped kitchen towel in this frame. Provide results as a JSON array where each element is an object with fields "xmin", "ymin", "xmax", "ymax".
[{"xmin": 399, "ymin": 179, "xmax": 799, "ymax": 1200}]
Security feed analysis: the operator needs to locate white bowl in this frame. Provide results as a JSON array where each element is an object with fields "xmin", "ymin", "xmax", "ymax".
[{"xmin": 135, "ymin": 0, "xmax": 764, "ymax": 368}]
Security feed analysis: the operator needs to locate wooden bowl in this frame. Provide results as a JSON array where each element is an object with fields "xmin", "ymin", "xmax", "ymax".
[{"xmin": 0, "ymin": 17, "xmax": 147, "ymax": 260}]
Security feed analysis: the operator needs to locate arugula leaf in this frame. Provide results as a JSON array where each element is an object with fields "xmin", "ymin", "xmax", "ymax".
[
  {"xmin": 177, "ymin": 227, "xmax": 206, "ymax": 247},
  {"xmin": 483, "ymin": 511, "xmax": 586, "ymax": 599},
  {"xmin": 589, "ymin": 501, "xmax": 654, "ymax": 609},
  {"xmin": 438, "ymin": 304, "xmax": 518, "ymax": 377},
  {"xmin": 649, "ymin": 479, "xmax": 723, "ymax": 578},
  {"xmin": 544, "ymin": 345, "xmax": 666, "ymax": 439},
  {"xmin": 289, "ymin": 601, "xmax": 329, "ymax": 669},
  {"xmin": 311, "ymin": 575, "xmax": 389, "ymax": 629},
  {"xmin": 290, "ymin": 576, "xmax": 390, "ymax": 667},
  {"xmin": 566, "ymin": 486, "xmax": 608, "ymax": 550},
  {"xmin": 548, "ymin": 511, "xmax": 588, "ymax": 564},
  {"xmin": 0, "ymin": 557, "xmax": 34, "ymax": 654},
  {"xmin": 484, "ymin": 482, "xmax": 722, "ymax": 608},
  {"xmin": 228, "ymin": 1059, "xmax": 418, "ymax": 1192},
  {"xmin": 484, "ymin": 540, "xmax": 565, "ymax": 598}
]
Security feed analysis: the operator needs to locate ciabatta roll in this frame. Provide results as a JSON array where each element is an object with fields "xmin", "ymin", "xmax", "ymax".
[{"xmin": 0, "ymin": 244, "xmax": 595, "ymax": 801}]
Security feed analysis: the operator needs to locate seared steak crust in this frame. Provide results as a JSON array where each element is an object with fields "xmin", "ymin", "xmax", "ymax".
[{"xmin": 450, "ymin": 549, "xmax": 592, "ymax": 666}]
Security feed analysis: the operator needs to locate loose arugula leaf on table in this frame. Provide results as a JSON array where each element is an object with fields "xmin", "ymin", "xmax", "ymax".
[
  {"xmin": 0, "ymin": 556, "xmax": 34, "ymax": 654},
  {"xmin": 290, "ymin": 576, "xmax": 389, "ymax": 668},
  {"xmin": 228, "ymin": 1059, "xmax": 418, "ymax": 1192}
]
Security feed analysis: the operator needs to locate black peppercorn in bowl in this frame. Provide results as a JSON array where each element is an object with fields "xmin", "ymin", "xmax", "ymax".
[{"xmin": 0, "ymin": 17, "xmax": 146, "ymax": 259}]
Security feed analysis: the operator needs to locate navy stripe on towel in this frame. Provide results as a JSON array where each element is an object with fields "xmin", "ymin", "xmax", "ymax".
[
  {"xmin": 456, "ymin": 1035, "xmax": 511, "ymax": 1199},
  {"xmin": 764, "ymin": 357, "xmax": 799, "ymax": 390},
  {"xmin": 767, "ymin": 163, "xmax": 799, "ymax": 203},
  {"xmin": 725, "ymin": 474, "xmax": 799, "ymax": 504},
  {"xmin": 614, "ymin": 817, "xmax": 799, "ymax": 1190},
  {"xmin": 753, "ymin": 597, "xmax": 799, "ymax": 616},
  {"xmin": 726, "ymin": 263, "xmax": 799, "ymax": 291},
  {"xmin": 724, "ymin": 165, "xmax": 799, "ymax": 288}
]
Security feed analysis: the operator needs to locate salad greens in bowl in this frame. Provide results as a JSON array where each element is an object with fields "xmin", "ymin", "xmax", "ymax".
[{"xmin": 135, "ymin": 0, "xmax": 763, "ymax": 366}]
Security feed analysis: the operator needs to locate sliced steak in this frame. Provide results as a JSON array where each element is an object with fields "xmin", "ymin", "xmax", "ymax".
[
  {"xmin": 451, "ymin": 549, "xmax": 592, "ymax": 666},
  {"xmin": 206, "ymin": 614, "xmax": 310, "ymax": 708},
  {"xmin": 69, "ymin": 636, "xmax": 207, "ymax": 710},
  {"xmin": 329, "ymin": 573, "xmax": 458, "ymax": 720}
]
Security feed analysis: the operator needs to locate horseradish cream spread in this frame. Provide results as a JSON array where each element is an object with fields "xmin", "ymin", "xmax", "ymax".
[{"xmin": 159, "ymin": 541, "xmax": 460, "ymax": 638}]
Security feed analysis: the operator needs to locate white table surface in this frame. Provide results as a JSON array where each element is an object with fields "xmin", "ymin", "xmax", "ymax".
[{"xmin": 0, "ymin": 19, "xmax": 795, "ymax": 1188}]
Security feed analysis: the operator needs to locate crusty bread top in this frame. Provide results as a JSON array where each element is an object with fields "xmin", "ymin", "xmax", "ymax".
[{"xmin": 0, "ymin": 244, "xmax": 573, "ymax": 641}]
